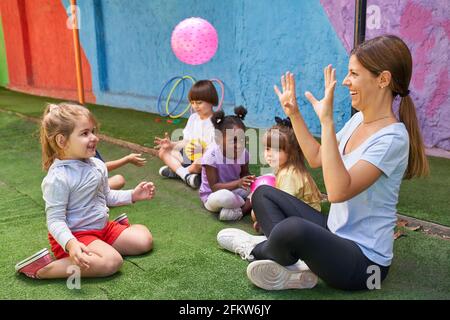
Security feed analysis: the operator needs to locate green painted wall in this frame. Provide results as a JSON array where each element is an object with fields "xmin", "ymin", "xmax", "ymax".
[{"xmin": 0, "ymin": 14, "xmax": 9, "ymax": 87}]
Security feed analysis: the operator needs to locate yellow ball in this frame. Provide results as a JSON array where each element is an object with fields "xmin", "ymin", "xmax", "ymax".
[{"xmin": 184, "ymin": 139, "xmax": 207, "ymax": 161}]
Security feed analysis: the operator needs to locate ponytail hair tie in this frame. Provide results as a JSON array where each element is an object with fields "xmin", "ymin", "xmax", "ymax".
[
  {"xmin": 216, "ymin": 118, "xmax": 222, "ymax": 124},
  {"xmin": 399, "ymin": 89, "xmax": 410, "ymax": 98},
  {"xmin": 275, "ymin": 116, "xmax": 292, "ymax": 128}
]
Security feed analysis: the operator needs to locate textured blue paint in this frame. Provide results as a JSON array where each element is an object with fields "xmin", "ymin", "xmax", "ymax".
[{"xmin": 62, "ymin": 0, "xmax": 350, "ymax": 134}]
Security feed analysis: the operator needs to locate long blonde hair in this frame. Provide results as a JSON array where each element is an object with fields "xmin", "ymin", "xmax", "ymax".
[
  {"xmin": 39, "ymin": 103, "xmax": 98, "ymax": 171},
  {"xmin": 264, "ymin": 123, "xmax": 322, "ymax": 200},
  {"xmin": 351, "ymin": 35, "xmax": 429, "ymax": 179}
]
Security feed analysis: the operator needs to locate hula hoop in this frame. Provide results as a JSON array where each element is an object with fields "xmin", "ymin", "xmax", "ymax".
[
  {"xmin": 157, "ymin": 76, "xmax": 185, "ymax": 117},
  {"xmin": 166, "ymin": 75, "xmax": 196, "ymax": 119},
  {"xmin": 165, "ymin": 77, "xmax": 190, "ymax": 117},
  {"xmin": 210, "ymin": 78, "xmax": 224, "ymax": 111}
]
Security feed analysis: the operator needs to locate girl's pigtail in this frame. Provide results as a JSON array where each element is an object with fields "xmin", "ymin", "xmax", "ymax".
[
  {"xmin": 211, "ymin": 110, "xmax": 225, "ymax": 130},
  {"xmin": 234, "ymin": 106, "xmax": 247, "ymax": 120}
]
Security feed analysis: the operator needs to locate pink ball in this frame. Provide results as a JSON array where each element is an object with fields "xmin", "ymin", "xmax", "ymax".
[
  {"xmin": 250, "ymin": 174, "xmax": 276, "ymax": 193},
  {"xmin": 171, "ymin": 17, "xmax": 218, "ymax": 65}
]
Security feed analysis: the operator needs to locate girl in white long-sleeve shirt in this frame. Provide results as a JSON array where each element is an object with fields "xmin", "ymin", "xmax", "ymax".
[{"xmin": 15, "ymin": 103, "xmax": 155, "ymax": 279}]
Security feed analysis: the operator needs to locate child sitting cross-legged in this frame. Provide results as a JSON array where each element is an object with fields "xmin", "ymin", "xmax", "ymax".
[
  {"xmin": 155, "ymin": 80, "xmax": 218, "ymax": 189},
  {"xmin": 15, "ymin": 103, "xmax": 154, "ymax": 279},
  {"xmin": 199, "ymin": 106, "xmax": 255, "ymax": 221}
]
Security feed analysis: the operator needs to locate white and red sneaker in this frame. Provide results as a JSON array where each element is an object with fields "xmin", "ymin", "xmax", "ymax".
[
  {"xmin": 113, "ymin": 213, "xmax": 130, "ymax": 226},
  {"xmin": 15, "ymin": 248, "xmax": 53, "ymax": 279}
]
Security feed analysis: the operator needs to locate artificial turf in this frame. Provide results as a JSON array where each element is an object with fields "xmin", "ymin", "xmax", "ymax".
[
  {"xmin": 1, "ymin": 87, "xmax": 448, "ymax": 226},
  {"xmin": 0, "ymin": 111, "xmax": 449, "ymax": 299}
]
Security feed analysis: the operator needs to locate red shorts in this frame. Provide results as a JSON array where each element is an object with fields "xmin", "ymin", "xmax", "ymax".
[{"xmin": 48, "ymin": 221, "xmax": 129, "ymax": 260}]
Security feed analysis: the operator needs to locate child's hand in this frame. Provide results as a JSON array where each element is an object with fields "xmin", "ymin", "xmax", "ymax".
[
  {"xmin": 239, "ymin": 175, "xmax": 256, "ymax": 190},
  {"xmin": 126, "ymin": 153, "xmax": 146, "ymax": 167},
  {"xmin": 304, "ymin": 65, "xmax": 337, "ymax": 125},
  {"xmin": 274, "ymin": 72, "xmax": 301, "ymax": 117},
  {"xmin": 66, "ymin": 239, "xmax": 92, "ymax": 270},
  {"xmin": 185, "ymin": 140, "xmax": 205, "ymax": 157},
  {"xmin": 132, "ymin": 181, "xmax": 156, "ymax": 202},
  {"xmin": 154, "ymin": 132, "xmax": 172, "ymax": 151}
]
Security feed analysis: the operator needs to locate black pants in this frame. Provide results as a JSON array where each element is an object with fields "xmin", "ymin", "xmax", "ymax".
[{"xmin": 251, "ymin": 185, "xmax": 389, "ymax": 291}]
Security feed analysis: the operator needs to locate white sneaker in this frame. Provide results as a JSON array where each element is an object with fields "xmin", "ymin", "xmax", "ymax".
[
  {"xmin": 217, "ymin": 228, "xmax": 267, "ymax": 261},
  {"xmin": 219, "ymin": 208, "xmax": 243, "ymax": 221},
  {"xmin": 246, "ymin": 259, "xmax": 318, "ymax": 290}
]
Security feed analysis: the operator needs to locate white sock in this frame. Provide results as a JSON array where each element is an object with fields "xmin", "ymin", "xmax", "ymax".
[{"xmin": 175, "ymin": 166, "xmax": 189, "ymax": 180}]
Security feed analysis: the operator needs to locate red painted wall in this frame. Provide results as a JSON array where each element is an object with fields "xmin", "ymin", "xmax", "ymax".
[{"xmin": 0, "ymin": 0, "xmax": 94, "ymax": 102}]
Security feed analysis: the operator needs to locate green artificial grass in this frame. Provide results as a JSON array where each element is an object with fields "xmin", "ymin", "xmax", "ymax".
[
  {"xmin": 0, "ymin": 87, "xmax": 187, "ymax": 148},
  {"xmin": 0, "ymin": 86, "xmax": 449, "ymax": 226},
  {"xmin": 0, "ymin": 111, "xmax": 449, "ymax": 299}
]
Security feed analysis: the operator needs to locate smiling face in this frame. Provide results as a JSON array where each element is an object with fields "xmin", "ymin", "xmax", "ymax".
[
  {"xmin": 60, "ymin": 116, "xmax": 99, "ymax": 160},
  {"xmin": 342, "ymin": 55, "xmax": 381, "ymax": 111},
  {"xmin": 190, "ymin": 100, "xmax": 213, "ymax": 119}
]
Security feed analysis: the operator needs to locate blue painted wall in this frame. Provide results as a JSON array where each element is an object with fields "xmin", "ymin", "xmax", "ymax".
[{"xmin": 62, "ymin": 0, "xmax": 351, "ymax": 134}]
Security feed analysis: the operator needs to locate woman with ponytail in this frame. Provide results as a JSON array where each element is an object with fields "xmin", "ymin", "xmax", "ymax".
[{"xmin": 217, "ymin": 35, "xmax": 428, "ymax": 291}]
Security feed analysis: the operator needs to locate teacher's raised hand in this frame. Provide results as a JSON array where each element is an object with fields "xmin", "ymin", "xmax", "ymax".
[
  {"xmin": 304, "ymin": 64, "xmax": 337, "ymax": 125},
  {"xmin": 274, "ymin": 72, "xmax": 301, "ymax": 118}
]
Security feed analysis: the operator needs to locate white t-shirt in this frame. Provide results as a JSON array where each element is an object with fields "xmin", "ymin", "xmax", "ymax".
[
  {"xmin": 182, "ymin": 112, "xmax": 216, "ymax": 147},
  {"xmin": 328, "ymin": 112, "xmax": 409, "ymax": 267}
]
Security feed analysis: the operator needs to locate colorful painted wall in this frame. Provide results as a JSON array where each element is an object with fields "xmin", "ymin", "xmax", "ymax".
[
  {"xmin": 0, "ymin": 13, "xmax": 8, "ymax": 87},
  {"xmin": 0, "ymin": 0, "xmax": 448, "ymax": 150},
  {"xmin": 321, "ymin": 0, "xmax": 450, "ymax": 150},
  {"xmin": 0, "ymin": 0, "xmax": 94, "ymax": 101}
]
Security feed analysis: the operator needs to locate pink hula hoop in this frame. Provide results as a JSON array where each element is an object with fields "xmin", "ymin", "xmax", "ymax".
[{"xmin": 210, "ymin": 78, "xmax": 224, "ymax": 111}]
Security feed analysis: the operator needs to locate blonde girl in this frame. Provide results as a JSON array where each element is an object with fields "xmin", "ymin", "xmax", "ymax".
[{"xmin": 15, "ymin": 103, "xmax": 154, "ymax": 279}]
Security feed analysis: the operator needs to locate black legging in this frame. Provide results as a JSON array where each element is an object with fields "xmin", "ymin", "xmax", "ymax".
[{"xmin": 251, "ymin": 185, "xmax": 389, "ymax": 291}]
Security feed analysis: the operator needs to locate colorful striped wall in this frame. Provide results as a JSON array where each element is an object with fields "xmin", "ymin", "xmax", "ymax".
[
  {"xmin": 0, "ymin": 0, "xmax": 448, "ymax": 150},
  {"xmin": 0, "ymin": 13, "xmax": 9, "ymax": 87}
]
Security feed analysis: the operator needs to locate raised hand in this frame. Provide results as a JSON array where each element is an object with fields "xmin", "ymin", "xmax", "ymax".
[
  {"xmin": 304, "ymin": 65, "xmax": 337, "ymax": 125},
  {"xmin": 274, "ymin": 72, "xmax": 300, "ymax": 117},
  {"xmin": 126, "ymin": 153, "xmax": 147, "ymax": 167},
  {"xmin": 154, "ymin": 132, "xmax": 172, "ymax": 151},
  {"xmin": 132, "ymin": 181, "xmax": 156, "ymax": 202}
]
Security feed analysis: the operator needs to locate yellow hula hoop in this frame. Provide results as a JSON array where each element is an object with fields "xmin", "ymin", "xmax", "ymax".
[{"xmin": 166, "ymin": 75, "xmax": 196, "ymax": 119}]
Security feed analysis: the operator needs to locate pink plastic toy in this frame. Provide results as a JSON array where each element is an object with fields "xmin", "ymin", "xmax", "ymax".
[
  {"xmin": 171, "ymin": 17, "xmax": 218, "ymax": 65},
  {"xmin": 250, "ymin": 174, "xmax": 276, "ymax": 193}
]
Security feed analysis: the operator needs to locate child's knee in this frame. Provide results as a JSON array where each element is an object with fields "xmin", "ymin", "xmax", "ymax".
[
  {"xmin": 109, "ymin": 175, "xmax": 126, "ymax": 190},
  {"xmin": 103, "ymin": 254, "xmax": 124, "ymax": 276},
  {"xmin": 139, "ymin": 229, "xmax": 153, "ymax": 252},
  {"xmin": 116, "ymin": 175, "xmax": 126, "ymax": 188},
  {"xmin": 214, "ymin": 189, "xmax": 235, "ymax": 207},
  {"xmin": 134, "ymin": 225, "xmax": 153, "ymax": 253},
  {"xmin": 91, "ymin": 251, "xmax": 123, "ymax": 276}
]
